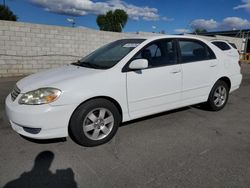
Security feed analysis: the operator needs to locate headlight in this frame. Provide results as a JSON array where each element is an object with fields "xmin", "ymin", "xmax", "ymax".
[{"xmin": 19, "ymin": 88, "xmax": 61, "ymax": 105}]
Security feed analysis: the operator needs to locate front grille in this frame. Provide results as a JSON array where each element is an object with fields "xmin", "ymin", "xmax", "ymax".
[{"xmin": 11, "ymin": 85, "xmax": 21, "ymax": 101}]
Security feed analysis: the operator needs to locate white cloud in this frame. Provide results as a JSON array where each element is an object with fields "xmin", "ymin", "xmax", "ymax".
[
  {"xmin": 190, "ymin": 19, "xmax": 218, "ymax": 30},
  {"xmin": 234, "ymin": 0, "xmax": 250, "ymax": 11},
  {"xmin": 174, "ymin": 29, "xmax": 190, "ymax": 34},
  {"xmin": 188, "ymin": 17, "xmax": 250, "ymax": 31},
  {"xmin": 29, "ymin": 0, "xmax": 162, "ymax": 21},
  {"xmin": 221, "ymin": 17, "xmax": 250, "ymax": 30},
  {"xmin": 162, "ymin": 17, "xmax": 174, "ymax": 22}
]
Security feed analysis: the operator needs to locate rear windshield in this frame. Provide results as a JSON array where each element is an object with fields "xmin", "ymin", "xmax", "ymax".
[{"xmin": 212, "ymin": 41, "xmax": 231, "ymax": 51}]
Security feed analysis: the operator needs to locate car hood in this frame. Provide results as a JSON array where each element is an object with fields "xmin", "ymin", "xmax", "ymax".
[{"xmin": 17, "ymin": 65, "xmax": 101, "ymax": 93}]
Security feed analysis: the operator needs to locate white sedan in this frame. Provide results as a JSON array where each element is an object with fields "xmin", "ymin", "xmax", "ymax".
[{"xmin": 5, "ymin": 35, "xmax": 242, "ymax": 146}]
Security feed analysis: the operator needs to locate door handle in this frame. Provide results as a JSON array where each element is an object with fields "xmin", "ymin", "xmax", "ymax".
[
  {"xmin": 171, "ymin": 68, "xmax": 181, "ymax": 74},
  {"xmin": 210, "ymin": 62, "xmax": 217, "ymax": 67},
  {"xmin": 210, "ymin": 64, "xmax": 217, "ymax": 67}
]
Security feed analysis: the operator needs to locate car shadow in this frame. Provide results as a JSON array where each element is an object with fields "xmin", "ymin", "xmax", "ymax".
[
  {"xmin": 3, "ymin": 151, "xmax": 77, "ymax": 188},
  {"xmin": 20, "ymin": 135, "xmax": 67, "ymax": 144},
  {"xmin": 191, "ymin": 103, "xmax": 212, "ymax": 111},
  {"xmin": 121, "ymin": 106, "xmax": 191, "ymax": 127}
]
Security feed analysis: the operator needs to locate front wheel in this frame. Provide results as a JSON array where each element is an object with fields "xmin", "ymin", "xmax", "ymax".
[
  {"xmin": 69, "ymin": 99, "xmax": 121, "ymax": 147},
  {"xmin": 206, "ymin": 80, "xmax": 229, "ymax": 111}
]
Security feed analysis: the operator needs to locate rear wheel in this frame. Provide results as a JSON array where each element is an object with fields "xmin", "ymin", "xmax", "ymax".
[
  {"xmin": 69, "ymin": 99, "xmax": 121, "ymax": 146},
  {"xmin": 206, "ymin": 80, "xmax": 229, "ymax": 111}
]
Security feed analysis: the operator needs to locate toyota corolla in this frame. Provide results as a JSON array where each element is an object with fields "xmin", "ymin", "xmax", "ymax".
[{"xmin": 5, "ymin": 36, "xmax": 242, "ymax": 146}]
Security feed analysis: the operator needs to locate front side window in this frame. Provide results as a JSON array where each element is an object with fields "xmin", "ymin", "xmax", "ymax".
[
  {"xmin": 73, "ymin": 39, "xmax": 145, "ymax": 69},
  {"xmin": 179, "ymin": 40, "xmax": 215, "ymax": 63},
  {"xmin": 133, "ymin": 39, "xmax": 177, "ymax": 68}
]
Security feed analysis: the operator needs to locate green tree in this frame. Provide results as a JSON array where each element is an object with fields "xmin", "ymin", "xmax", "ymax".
[
  {"xmin": 96, "ymin": 9, "xmax": 128, "ymax": 32},
  {"xmin": 194, "ymin": 28, "xmax": 207, "ymax": 33},
  {"xmin": 0, "ymin": 5, "xmax": 17, "ymax": 21},
  {"xmin": 160, "ymin": 30, "xmax": 166, "ymax": 34}
]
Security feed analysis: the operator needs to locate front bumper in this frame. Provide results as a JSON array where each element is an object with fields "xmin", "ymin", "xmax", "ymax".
[{"xmin": 5, "ymin": 94, "xmax": 77, "ymax": 139}]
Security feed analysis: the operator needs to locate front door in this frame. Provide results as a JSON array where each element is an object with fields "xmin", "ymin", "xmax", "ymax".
[{"xmin": 126, "ymin": 39, "xmax": 182, "ymax": 119}]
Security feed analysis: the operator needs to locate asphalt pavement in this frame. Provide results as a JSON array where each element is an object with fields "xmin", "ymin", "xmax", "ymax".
[{"xmin": 0, "ymin": 64, "xmax": 250, "ymax": 188}]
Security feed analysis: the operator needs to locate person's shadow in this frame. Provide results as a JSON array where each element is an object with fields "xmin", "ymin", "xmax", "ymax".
[{"xmin": 4, "ymin": 151, "xmax": 77, "ymax": 188}]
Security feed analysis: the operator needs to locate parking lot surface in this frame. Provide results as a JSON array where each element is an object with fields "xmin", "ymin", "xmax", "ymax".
[{"xmin": 0, "ymin": 64, "xmax": 250, "ymax": 188}]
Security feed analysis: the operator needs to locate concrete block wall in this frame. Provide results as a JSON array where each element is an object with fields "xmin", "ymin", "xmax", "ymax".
[{"xmin": 0, "ymin": 20, "xmax": 159, "ymax": 77}]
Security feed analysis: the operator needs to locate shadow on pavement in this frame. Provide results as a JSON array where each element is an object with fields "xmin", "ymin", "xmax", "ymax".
[
  {"xmin": 121, "ymin": 106, "xmax": 190, "ymax": 127},
  {"xmin": 3, "ymin": 151, "xmax": 77, "ymax": 188},
  {"xmin": 20, "ymin": 135, "xmax": 67, "ymax": 144}
]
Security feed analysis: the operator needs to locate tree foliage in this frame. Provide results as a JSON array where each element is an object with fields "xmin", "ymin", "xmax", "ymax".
[
  {"xmin": 194, "ymin": 28, "xmax": 207, "ymax": 33},
  {"xmin": 96, "ymin": 9, "xmax": 128, "ymax": 32},
  {"xmin": 0, "ymin": 5, "xmax": 17, "ymax": 21}
]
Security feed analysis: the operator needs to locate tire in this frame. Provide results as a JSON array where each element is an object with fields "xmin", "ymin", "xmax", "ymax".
[
  {"xmin": 206, "ymin": 80, "xmax": 229, "ymax": 111},
  {"xmin": 69, "ymin": 99, "xmax": 121, "ymax": 147}
]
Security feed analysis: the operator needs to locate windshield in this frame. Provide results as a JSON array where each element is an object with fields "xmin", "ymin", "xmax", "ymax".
[{"xmin": 72, "ymin": 39, "xmax": 145, "ymax": 69}]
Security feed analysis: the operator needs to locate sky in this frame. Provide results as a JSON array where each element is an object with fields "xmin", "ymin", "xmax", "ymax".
[{"xmin": 3, "ymin": 0, "xmax": 250, "ymax": 34}]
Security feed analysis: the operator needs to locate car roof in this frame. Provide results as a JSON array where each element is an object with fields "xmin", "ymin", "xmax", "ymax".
[
  {"xmin": 210, "ymin": 39, "xmax": 230, "ymax": 43},
  {"xmin": 125, "ymin": 35, "xmax": 209, "ymax": 41}
]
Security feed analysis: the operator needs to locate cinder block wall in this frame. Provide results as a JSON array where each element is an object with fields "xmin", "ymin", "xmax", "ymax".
[{"xmin": 0, "ymin": 20, "xmax": 159, "ymax": 77}]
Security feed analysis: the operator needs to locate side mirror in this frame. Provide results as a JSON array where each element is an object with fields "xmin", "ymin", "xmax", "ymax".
[{"xmin": 129, "ymin": 59, "xmax": 148, "ymax": 70}]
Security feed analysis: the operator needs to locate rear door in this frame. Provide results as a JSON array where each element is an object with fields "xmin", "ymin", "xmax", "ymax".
[{"xmin": 178, "ymin": 39, "xmax": 218, "ymax": 105}]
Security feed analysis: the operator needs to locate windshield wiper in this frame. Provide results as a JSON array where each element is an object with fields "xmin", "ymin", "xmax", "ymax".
[
  {"xmin": 71, "ymin": 60, "xmax": 81, "ymax": 66},
  {"xmin": 86, "ymin": 63, "xmax": 108, "ymax": 69},
  {"xmin": 71, "ymin": 60, "xmax": 93, "ymax": 68},
  {"xmin": 80, "ymin": 62, "xmax": 109, "ymax": 69},
  {"xmin": 81, "ymin": 62, "xmax": 97, "ymax": 68},
  {"xmin": 72, "ymin": 60, "xmax": 108, "ymax": 69}
]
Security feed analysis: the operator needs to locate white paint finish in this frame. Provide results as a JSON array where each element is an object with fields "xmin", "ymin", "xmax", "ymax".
[
  {"xmin": 129, "ymin": 59, "xmax": 148, "ymax": 70},
  {"xmin": 181, "ymin": 60, "xmax": 216, "ymax": 101},
  {"xmin": 230, "ymin": 74, "xmax": 243, "ymax": 92},
  {"xmin": 211, "ymin": 40, "xmax": 240, "ymax": 59},
  {"xmin": 5, "ymin": 35, "xmax": 243, "ymax": 140},
  {"xmin": 17, "ymin": 65, "xmax": 102, "ymax": 93},
  {"xmin": 5, "ymin": 94, "xmax": 74, "ymax": 138},
  {"xmin": 126, "ymin": 64, "xmax": 182, "ymax": 118}
]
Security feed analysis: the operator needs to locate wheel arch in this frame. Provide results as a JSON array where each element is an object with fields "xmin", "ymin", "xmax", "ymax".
[
  {"xmin": 207, "ymin": 76, "xmax": 231, "ymax": 101},
  {"xmin": 217, "ymin": 76, "xmax": 231, "ymax": 90},
  {"xmin": 206, "ymin": 76, "xmax": 231, "ymax": 111},
  {"xmin": 68, "ymin": 96, "xmax": 123, "ymax": 128}
]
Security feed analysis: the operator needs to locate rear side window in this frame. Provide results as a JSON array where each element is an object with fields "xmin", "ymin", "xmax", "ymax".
[
  {"xmin": 212, "ymin": 41, "xmax": 231, "ymax": 51},
  {"xmin": 179, "ymin": 40, "xmax": 215, "ymax": 63}
]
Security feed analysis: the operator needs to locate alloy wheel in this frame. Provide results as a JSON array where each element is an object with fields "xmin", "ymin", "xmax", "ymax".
[
  {"xmin": 213, "ymin": 86, "xmax": 227, "ymax": 107},
  {"xmin": 83, "ymin": 108, "xmax": 114, "ymax": 140}
]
